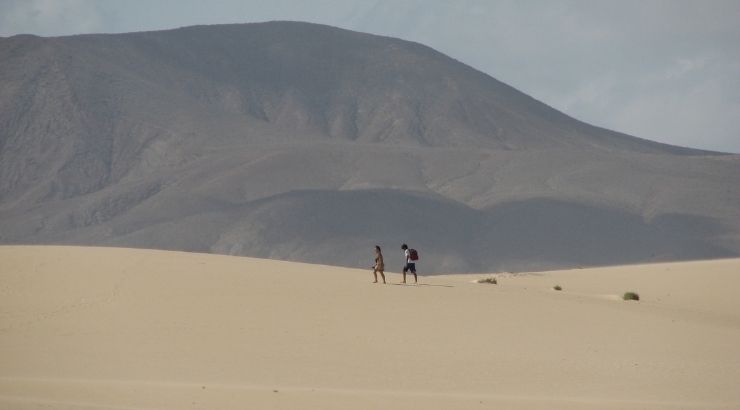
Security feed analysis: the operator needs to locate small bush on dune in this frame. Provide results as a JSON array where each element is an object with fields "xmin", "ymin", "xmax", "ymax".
[
  {"xmin": 553, "ymin": 285, "xmax": 562, "ymax": 291},
  {"xmin": 477, "ymin": 277, "xmax": 497, "ymax": 285},
  {"xmin": 623, "ymin": 292, "xmax": 640, "ymax": 301}
]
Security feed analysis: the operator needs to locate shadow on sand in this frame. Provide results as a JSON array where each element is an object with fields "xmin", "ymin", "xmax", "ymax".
[{"xmin": 390, "ymin": 283, "xmax": 454, "ymax": 288}]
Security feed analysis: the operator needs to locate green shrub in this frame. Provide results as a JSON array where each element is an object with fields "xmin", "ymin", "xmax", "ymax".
[
  {"xmin": 623, "ymin": 292, "xmax": 640, "ymax": 301},
  {"xmin": 553, "ymin": 285, "xmax": 562, "ymax": 291},
  {"xmin": 477, "ymin": 277, "xmax": 497, "ymax": 285}
]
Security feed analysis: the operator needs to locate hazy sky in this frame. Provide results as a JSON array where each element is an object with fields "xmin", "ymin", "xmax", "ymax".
[{"xmin": 1, "ymin": 0, "xmax": 738, "ymax": 153}]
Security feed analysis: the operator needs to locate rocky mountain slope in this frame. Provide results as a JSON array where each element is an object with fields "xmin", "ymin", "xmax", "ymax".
[{"xmin": 1, "ymin": 22, "xmax": 738, "ymax": 272}]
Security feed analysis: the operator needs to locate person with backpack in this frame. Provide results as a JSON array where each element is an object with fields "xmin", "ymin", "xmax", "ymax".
[
  {"xmin": 400, "ymin": 243, "xmax": 418, "ymax": 284},
  {"xmin": 372, "ymin": 245, "xmax": 386, "ymax": 284}
]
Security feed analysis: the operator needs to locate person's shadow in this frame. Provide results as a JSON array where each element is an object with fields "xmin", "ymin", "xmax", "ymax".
[{"xmin": 390, "ymin": 283, "xmax": 454, "ymax": 288}]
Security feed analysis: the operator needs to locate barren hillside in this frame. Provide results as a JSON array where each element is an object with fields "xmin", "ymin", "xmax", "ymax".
[{"xmin": 1, "ymin": 22, "xmax": 738, "ymax": 272}]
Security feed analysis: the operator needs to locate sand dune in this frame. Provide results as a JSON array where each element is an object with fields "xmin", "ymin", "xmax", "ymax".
[{"xmin": 1, "ymin": 246, "xmax": 739, "ymax": 409}]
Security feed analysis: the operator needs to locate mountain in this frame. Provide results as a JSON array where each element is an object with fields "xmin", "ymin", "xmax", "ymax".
[{"xmin": 1, "ymin": 21, "xmax": 739, "ymax": 273}]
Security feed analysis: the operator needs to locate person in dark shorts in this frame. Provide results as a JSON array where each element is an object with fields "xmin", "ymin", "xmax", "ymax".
[{"xmin": 400, "ymin": 243, "xmax": 417, "ymax": 284}]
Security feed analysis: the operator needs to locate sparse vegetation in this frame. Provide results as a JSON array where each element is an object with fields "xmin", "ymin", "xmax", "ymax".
[
  {"xmin": 553, "ymin": 285, "xmax": 562, "ymax": 291},
  {"xmin": 477, "ymin": 277, "xmax": 497, "ymax": 285},
  {"xmin": 623, "ymin": 292, "xmax": 640, "ymax": 301}
]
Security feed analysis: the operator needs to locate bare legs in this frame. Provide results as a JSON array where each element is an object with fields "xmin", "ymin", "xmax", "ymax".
[
  {"xmin": 373, "ymin": 268, "xmax": 386, "ymax": 284},
  {"xmin": 402, "ymin": 269, "xmax": 418, "ymax": 284}
]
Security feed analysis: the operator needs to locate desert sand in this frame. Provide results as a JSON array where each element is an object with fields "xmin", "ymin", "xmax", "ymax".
[{"xmin": 1, "ymin": 245, "xmax": 739, "ymax": 409}]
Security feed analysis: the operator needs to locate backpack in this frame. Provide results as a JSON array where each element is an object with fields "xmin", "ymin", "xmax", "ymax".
[{"xmin": 409, "ymin": 248, "xmax": 419, "ymax": 261}]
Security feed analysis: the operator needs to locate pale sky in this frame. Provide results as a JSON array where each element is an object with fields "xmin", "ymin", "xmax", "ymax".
[{"xmin": 1, "ymin": 0, "xmax": 738, "ymax": 153}]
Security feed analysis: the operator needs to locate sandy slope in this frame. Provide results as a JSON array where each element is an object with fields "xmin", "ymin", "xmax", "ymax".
[{"xmin": 1, "ymin": 246, "xmax": 739, "ymax": 409}]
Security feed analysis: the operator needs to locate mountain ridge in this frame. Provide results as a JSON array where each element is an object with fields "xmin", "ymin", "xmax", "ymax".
[{"xmin": 1, "ymin": 21, "xmax": 738, "ymax": 272}]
